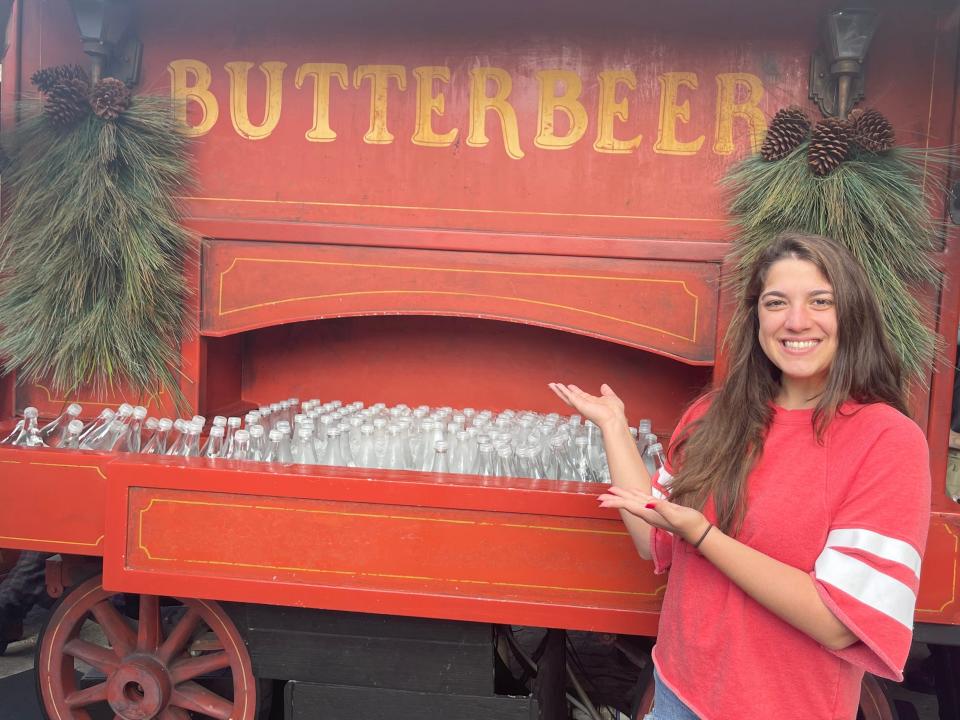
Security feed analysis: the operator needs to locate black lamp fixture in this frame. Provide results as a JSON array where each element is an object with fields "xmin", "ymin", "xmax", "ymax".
[
  {"xmin": 69, "ymin": 0, "xmax": 141, "ymax": 85},
  {"xmin": 809, "ymin": 6, "xmax": 881, "ymax": 118}
]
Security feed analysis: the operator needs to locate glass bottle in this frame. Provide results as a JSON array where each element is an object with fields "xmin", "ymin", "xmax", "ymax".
[
  {"xmin": 180, "ymin": 421, "xmax": 203, "ymax": 457},
  {"xmin": 231, "ymin": 429, "xmax": 251, "ymax": 460},
  {"xmin": 118, "ymin": 406, "xmax": 148, "ymax": 453},
  {"xmin": 474, "ymin": 443, "xmax": 497, "ymax": 478},
  {"xmin": 221, "ymin": 417, "xmax": 242, "ymax": 458},
  {"xmin": 493, "ymin": 445, "xmax": 517, "ymax": 478},
  {"xmin": 142, "ymin": 418, "xmax": 173, "ymax": 455},
  {"xmin": 1, "ymin": 406, "xmax": 40, "ymax": 446},
  {"xmin": 571, "ymin": 435, "xmax": 598, "ymax": 483},
  {"xmin": 61, "ymin": 419, "xmax": 85, "ymax": 449},
  {"xmin": 163, "ymin": 419, "xmax": 191, "ymax": 456},
  {"xmin": 355, "ymin": 425, "xmax": 377, "ymax": 468},
  {"xmin": 642, "ymin": 433, "xmax": 659, "ymax": 476},
  {"xmin": 77, "ymin": 408, "xmax": 114, "ymax": 446},
  {"xmin": 545, "ymin": 435, "xmax": 577, "ymax": 481},
  {"xmin": 82, "ymin": 404, "xmax": 133, "ymax": 451},
  {"xmin": 320, "ymin": 428, "xmax": 348, "ymax": 467},
  {"xmin": 646, "ymin": 442, "xmax": 667, "ymax": 479},
  {"xmin": 293, "ymin": 427, "xmax": 319, "ymax": 465},
  {"xmin": 248, "ymin": 425, "xmax": 266, "ymax": 461},
  {"xmin": 38, "ymin": 403, "xmax": 83, "ymax": 447},
  {"xmin": 449, "ymin": 431, "xmax": 473, "ymax": 474},
  {"xmin": 427, "ymin": 440, "xmax": 451, "ymax": 473},
  {"xmin": 381, "ymin": 424, "xmax": 409, "ymax": 470},
  {"xmin": 264, "ymin": 429, "xmax": 285, "ymax": 463},
  {"xmin": 336, "ymin": 422, "xmax": 355, "ymax": 467},
  {"xmin": 202, "ymin": 425, "xmax": 225, "ymax": 459}
]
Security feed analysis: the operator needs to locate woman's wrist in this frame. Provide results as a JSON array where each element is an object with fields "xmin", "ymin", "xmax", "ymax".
[{"xmin": 683, "ymin": 516, "xmax": 712, "ymax": 545}]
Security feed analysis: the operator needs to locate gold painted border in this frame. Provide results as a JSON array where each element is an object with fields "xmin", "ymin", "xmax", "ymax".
[
  {"xmin": 916, "ymin": 522, "xmax": 958, "ymax": 614},
  {"xmin": 216, "ymin": 257, "xmax": 702, "ymax": 342},
  {"xmin": 180, "ymin": 195, "xmax": 722, "ymax": 224},
  {"xmin": 135, "ymin": 497, "xmax": 662, "ymax": 599}
]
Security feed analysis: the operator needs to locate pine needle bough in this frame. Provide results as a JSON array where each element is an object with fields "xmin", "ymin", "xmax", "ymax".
[
  {"xmin": 724, "ymin": 107, "xmax": 943, "ymax": 381},
  {"xmin": 0, "ymin": 67, "xmax": 195, "ymax": 407}
]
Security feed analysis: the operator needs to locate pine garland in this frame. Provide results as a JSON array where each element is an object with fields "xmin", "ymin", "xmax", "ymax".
[
  {"xmin": 724, "ymin": 140, "xmax": 943, "ymax": 380},
  {"xmin": 0, "ymin": 82, "xmax": 195, "ymax": 406}
]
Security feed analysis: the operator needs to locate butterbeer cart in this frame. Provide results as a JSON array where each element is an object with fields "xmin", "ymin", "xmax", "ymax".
[{"xmin": 1, "ymin": 0, "xmax": 960, "ymax": 718}]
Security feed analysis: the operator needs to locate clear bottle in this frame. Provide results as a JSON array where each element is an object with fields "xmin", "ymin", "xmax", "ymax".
[
  {"xmin": 202, "ymin": 425, "xmax": 225, "ymax": 459},
  {"xmin": 642, "ymin": 433, "xmax": 659, "ymax": 476},
  {"xmin": 646, "ymin": 442, "xmax": 667, "ymax": 480},
  {"xmin": 571, "ymin": 435, "xmax": 598, "ymax": 483},
  {"xmin": 118, "ymin": 406, "xmax": 148, "ymax": 453},
  {"xmin": 77, "ymin": 408, "xmax": 114, "ymax": 446},
  {"xmin": 474, "ymin": 443, "xmax": 497, "ymax": 478},
  {"xmin": 545, "ymin": 435, "xmax": 577, "ymax": 481},
  {"xmin": 61, "ymin": 419, "xmax": 85, "ymax": 449},
  {"xmin": 515, "ymin": 446, "xmax": 548, "ymax": 480},
  {"xmin": 244, "ymin": 411, "xmax": 261, "ymax": 429},
  {"xmin": 320, "ymin": 428, "xmax": 348, "ymax": 467},
  {"xmin": 493, "ymin": 445, "xmax": 517, "ymax": 478},
  {"xmin": 381, "ymin": 424, "xmax": 409, "ymax": 470},
  {"xmin": 355, "ymin": 425, "xmax": 377, "ymax": 468},
  {"xmin": 336, "ymin": 422, "xmax": 355, "ymax": 467},
  {"xmin": 264, "ymin": 429, "xmax": 285, "ymax": 463},
  {"xmin": 180, "ymin": 421, "xmax": 203, "ymax": 457},
  {"xmin": 221, "ymin": 417, "xmax": 242, "ymax": 458},
  {"xmin": 293, "ymin": 427, "xmax": 319, "ymax": 465},
  {"xmin": 164, "ymin": 419, "xmax": 191, "ymax": 456},
  {"xmin": 1, "ymin": 406, "xmax": 40, "ymax": 446},
  {"xmin": 427, "ymin": 440, "xmax": 451, "ymax": 473},
  {"xmin": 231, "ymin": 429, "xmax": 251, "ymax": 460},
  {"xmin": 25, "ymin": 428, "xmax": 47, "ymax": 447},
  {"xmin": 38, "ymin": 403, "xmax": 83, "ymax": 447},
  {"xmin": 141, "ymin": 417, "xmax": 159, "ymax": 449},
  {"xmin": 142, "ymin": 418, "xmax": 174, "ymax": 455},
  {"xmin": 82, "ymin": 404, "xmax": 133, "ymax": 451},
  {"xmin": 248, "ymin": 425, "xmax": 266, "ymax": 461},
  {"xmin": 449, "ymin": 431, "xmax": 473, "ymax": 474}
]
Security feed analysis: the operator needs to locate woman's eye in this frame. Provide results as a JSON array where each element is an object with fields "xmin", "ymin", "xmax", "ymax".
[
  {"xmin": 762, "ymin": 300, "xmax": 785, "ymax": 309},
  {"xmin": 812, "ymin": 298, "xmax": 835, "ymax": 307}
]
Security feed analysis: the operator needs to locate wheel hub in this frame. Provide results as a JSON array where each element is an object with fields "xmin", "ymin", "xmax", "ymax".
[{"xmin": 106, "ymin": 655, "xmax": 171, "ymax": 720}]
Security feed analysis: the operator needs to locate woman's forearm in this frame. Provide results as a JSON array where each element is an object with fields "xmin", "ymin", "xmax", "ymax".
[
  {"xmin": 697, "ymin": 526, "xmax": 857, "ymax": 649},
  {"xmin": 601, "ymin": 419, "xmax": 654, "ymax": 559}
]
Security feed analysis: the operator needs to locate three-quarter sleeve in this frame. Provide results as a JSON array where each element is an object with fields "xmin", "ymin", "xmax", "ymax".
[{"xmin": 811, "ymin": 423, "xmax": 930, "ymax": 680}]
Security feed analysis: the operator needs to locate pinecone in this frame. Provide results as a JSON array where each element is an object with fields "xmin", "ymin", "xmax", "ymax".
[
  {"xmin": 43, "ymin": 76, "xmax": 91, "ymax": 128},
  {"xmin": 31, "ymin": 64, "xmax": 89, "ymax": 93},
  {"xmin": 91, "ymin": 78, "xmax": 132, "ymax": 121},
  {"xmin": 848, "ymin": 108, "xmax": 895, "ymax": 154},
  {"xmin": 808, "ymin": 118, "xmax": 851, "ymax": 176},
  {"xmin": 760, "ymin": 106, "xmax": 811, "ymax": 161}
]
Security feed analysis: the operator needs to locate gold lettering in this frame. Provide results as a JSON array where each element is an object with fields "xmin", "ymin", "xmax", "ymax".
[
  {"xmin": 412, "ymin": 66, "xmax": 458, "ymax": 147},
  {"xmin": 225, "ymin": 61, "xmax": 287, "ymax": 141},
  {"xmin": 295, "ymin": 63, "xmax": 349, "ymax": 142},
  {"xmin": 714, "ymin": 73, "xmax": 766, "ymax": 155},
  {"xmin": 168, "ymin": 59, "xmax": 219, "ymax": 137},
  {"xmin": 534, "ymin": 70, "xmax": 588, "ymax": 150},
  {"xmin": 653, "ymin": 72, "xmax": 704, "ymax": 156},
  {"xmin": 594, "ymin": 69, "xmax": 642, "ymax": 154},
  {"xmin": 467, "ymin": 67, "xmax": 524, "ymax": 160},
  {"xmin": 354, "ymin": 65, "xmax": 407, "ymax": 144}
]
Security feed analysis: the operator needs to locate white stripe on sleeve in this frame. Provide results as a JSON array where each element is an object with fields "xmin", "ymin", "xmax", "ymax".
[
  {"xmin": 814, "ymin": 547, "xmax": 916, "ymax": 629},
  {"xmin": 825, "ymin": 528, "xmax": 921, "ymax": 579}
]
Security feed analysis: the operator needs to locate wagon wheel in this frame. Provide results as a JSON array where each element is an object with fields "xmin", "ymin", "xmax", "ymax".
[
  {"xmin": 858, "ymin": 673, "xmax": 900, "ymax": 720},
  {"xmin": 35, "ymin": 575, "xmax": 257, "ymax": 720}
]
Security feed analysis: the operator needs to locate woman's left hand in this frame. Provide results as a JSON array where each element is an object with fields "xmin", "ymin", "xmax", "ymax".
[{"xmin": 598, "ymin": 486, "xmax": 709, "ymax": 543}]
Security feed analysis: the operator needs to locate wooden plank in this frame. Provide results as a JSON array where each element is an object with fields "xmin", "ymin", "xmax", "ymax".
[{"xmin": 285, "ymin": 681, "xmax": 538, "ymax": 720}]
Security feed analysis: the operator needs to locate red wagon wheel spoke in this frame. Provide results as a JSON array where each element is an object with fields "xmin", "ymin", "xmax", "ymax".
[
  {"xmin": 169, "ymin": 650, "xmax": 231, "ymax": 684},
  {"xmin": 89, "ymin": 598, "xmax": 136, "ymax": 658},
  {"xmin": 38, "ymin": 576, "xmax": 258, "ymax": 720},
  {"xmin": 63, "ymin": 637, "xmax": 119, "ymax": 674},
  {"xmin": 171, "ymin": 680, "xmax": 234, "ymax": 719},
  {"xmin": 159, "ymin": 707, "xmax": 192, "ymax": 720},
  {"xmin": 157, "ymin": 607, "xmax": 202, "ymax": 664},
  {"xmin": 64, "ymin": 680, "xmax": 108, "ymax": 708},
  {"xmin": 137, "ymin": 594, "xmax": 162, "ymax": 652}
]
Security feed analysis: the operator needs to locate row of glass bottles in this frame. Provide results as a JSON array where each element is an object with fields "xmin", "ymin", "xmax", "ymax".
[{"xmin": 1, "ymin": 399, "xmax": 666, "ymax": 483}]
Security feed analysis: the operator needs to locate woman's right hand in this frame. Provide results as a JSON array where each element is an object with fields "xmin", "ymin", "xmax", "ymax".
[{"xmin": 548, "ymin": 383, "xmax": 628, "ymax": 431}]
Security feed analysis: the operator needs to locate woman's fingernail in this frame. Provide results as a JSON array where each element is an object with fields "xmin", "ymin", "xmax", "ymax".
[{"xmin": 645, "ymin": 502, "xmax": 656, "ymax": 509}]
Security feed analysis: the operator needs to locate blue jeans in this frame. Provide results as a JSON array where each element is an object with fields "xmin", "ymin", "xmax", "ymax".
[{"xmin": 644, "ymin": 669, "xmax": 700, "ymax": 720}]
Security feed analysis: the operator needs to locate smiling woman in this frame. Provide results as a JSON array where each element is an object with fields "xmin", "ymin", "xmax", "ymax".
[{"xmin": 549, "ymin": 233, "xmax": 930, "ymax": 720}]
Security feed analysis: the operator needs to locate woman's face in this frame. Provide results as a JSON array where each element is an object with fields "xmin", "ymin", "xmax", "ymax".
[{"xmin": 757, "ymin": 257, "xmax": 838, "ymax": 391}]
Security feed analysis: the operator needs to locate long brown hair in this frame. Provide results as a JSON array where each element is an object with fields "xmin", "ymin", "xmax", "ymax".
[{"xmin": 667, "ymin": 232, "xmax": 907, "ymax": 534}]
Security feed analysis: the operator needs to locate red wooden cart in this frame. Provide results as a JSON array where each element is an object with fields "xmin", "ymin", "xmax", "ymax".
[{"xmin": 2, "ymin": 1, "xmax": 959, "ymax": 718}]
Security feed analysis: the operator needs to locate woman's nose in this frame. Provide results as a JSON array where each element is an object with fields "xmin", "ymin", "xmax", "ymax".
[{"xmin": 784, "ymin": 304, "xmax": 812, "ymax": 331}]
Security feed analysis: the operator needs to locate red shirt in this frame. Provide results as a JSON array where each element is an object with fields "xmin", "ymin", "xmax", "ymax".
[{"xmin": 650, "ymin": 400, "xmax": 930, "ymax": 720}]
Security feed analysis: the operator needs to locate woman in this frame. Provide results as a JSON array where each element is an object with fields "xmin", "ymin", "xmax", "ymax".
[{"xmin": 549, "ymin": 233, "xmax": 930, "ymax": 720}]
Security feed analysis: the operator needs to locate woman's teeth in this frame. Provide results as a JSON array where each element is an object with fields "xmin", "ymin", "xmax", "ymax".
[{"xmin": 783, "ymin": 340, "xmax": 818, "ymax": 349}]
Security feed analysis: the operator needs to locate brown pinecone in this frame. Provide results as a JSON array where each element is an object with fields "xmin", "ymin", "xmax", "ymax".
[
  {"xmin": 848, "ymin": 108, "xmax": 895, "ymax": 154},
  {"xmin": 760, "ymin": 106, "xmax": 811, "ymax": 161},
  {"xmin": 91, "ymin": 78, "xmax": 132, "ymax": 121},
  {"xmin": 31, "ymin": 64, "xmax": 89, "ymax": 93},
  {"xmin": 43, "ymin": 76, "xmax": 91, "ymax": 128},
  {"xmin": 808, "ymin": 118, "xmax": 851, "ymax": 176}
]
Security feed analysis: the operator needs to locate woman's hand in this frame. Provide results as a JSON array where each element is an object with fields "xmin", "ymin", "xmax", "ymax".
[
  {"xmin": 598, "ymin": 486, "xmax": 709, "ymax": 544},
  {"xmin": 548, "ymin": 383, "xmax": 627, "ymax": 431}
]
